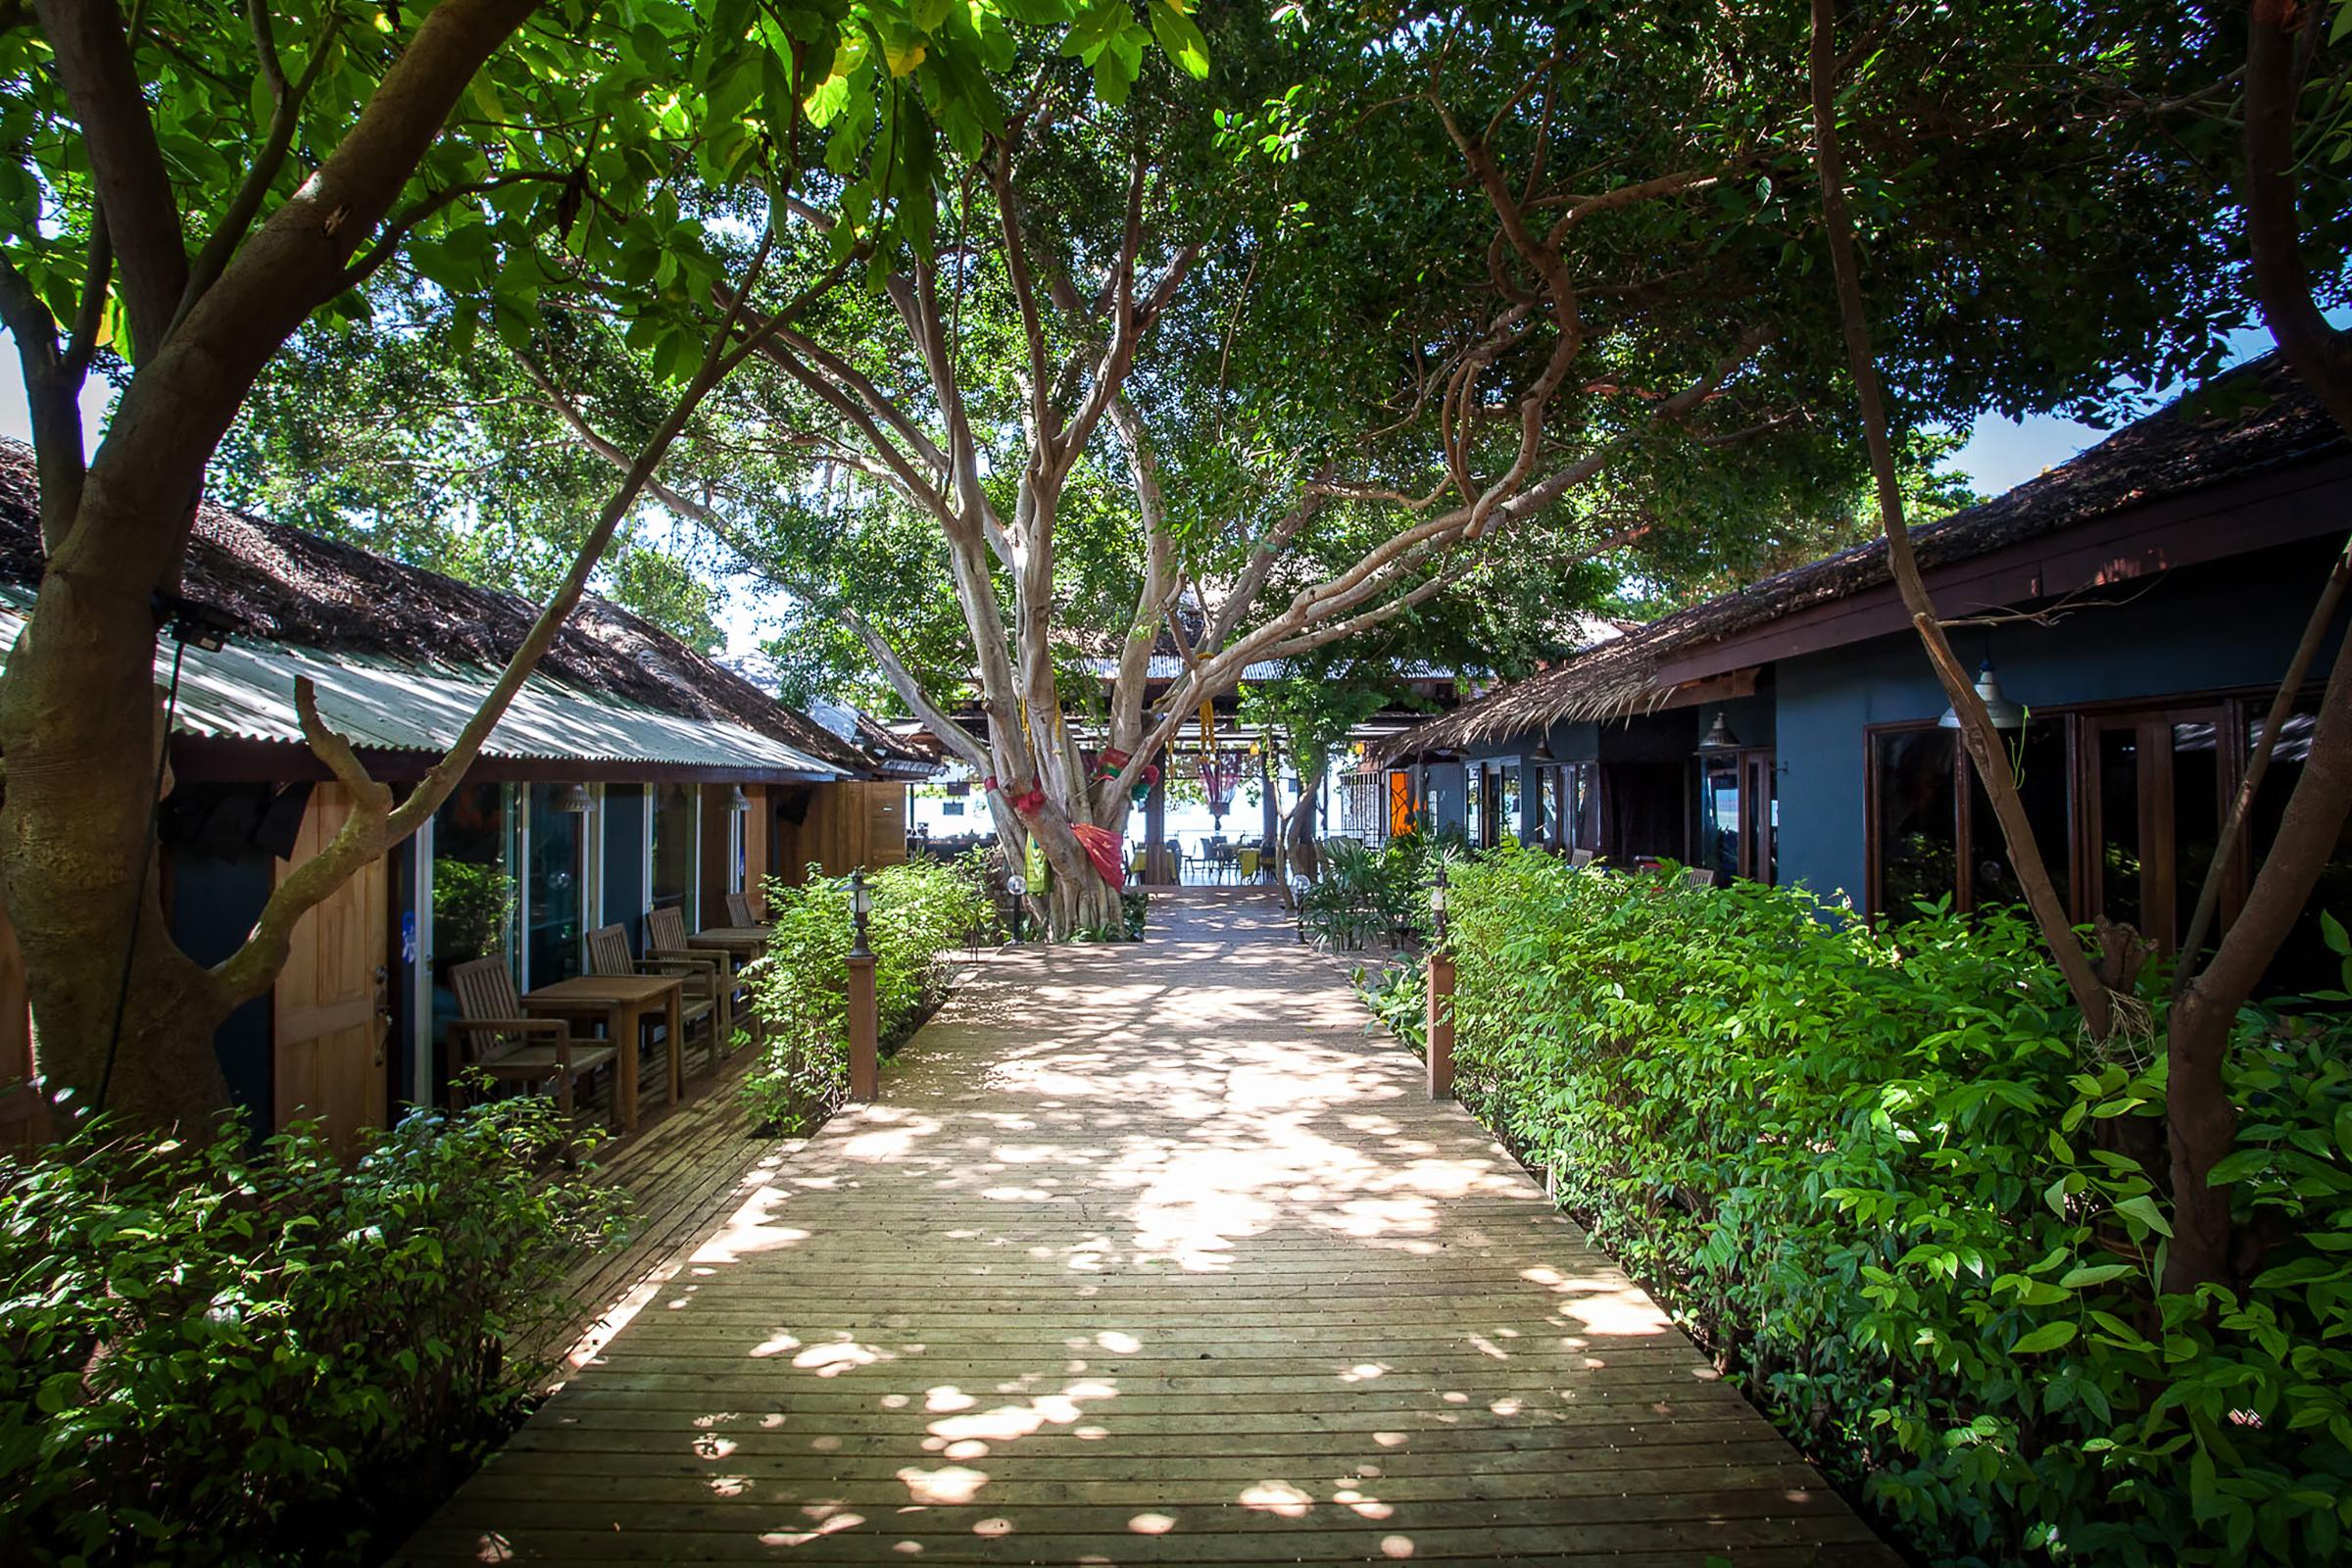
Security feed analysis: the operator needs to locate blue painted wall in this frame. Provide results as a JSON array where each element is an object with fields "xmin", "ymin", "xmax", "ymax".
[
  {"xmin": 1775, "ymin": 536, "xmax": 2349, "ymax": 905},
  {"xmin": 1420, "ymin": 761, "xmax": 1467, "ymax": 834}
]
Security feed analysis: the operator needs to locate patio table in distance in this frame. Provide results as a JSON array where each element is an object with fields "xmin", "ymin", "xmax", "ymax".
[
  {"xmin": 520, "ymin": 973, "xmax": 683, "ymax": 1133},
  {"xmin": 684, "ymin": 924, "xmax": 770, "ymax": 966},
  {"xmin": 687, "ymin": 925, "xmax": 771, "ymax": 1049}
]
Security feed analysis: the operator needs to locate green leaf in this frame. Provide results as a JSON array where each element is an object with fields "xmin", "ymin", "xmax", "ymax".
[
  {"xmin": 2250, "ymin": 1256, "xmax": 2343, "ymax": 1291},
  {"xmin": 2113, "ymin": 1193, "xmax": 2173, "ymax": 1237},
  {"xmin": 2011, "ymin": 1319, "xmax": 2079, "ymax": 1354},
  {"xmin": 1147, "ymin": 1, "xmax": 1210, "ymax": 80},
  {"xmin": 2058, "ymin": 1261, "xmax": 2133, "ymax": 1289}
]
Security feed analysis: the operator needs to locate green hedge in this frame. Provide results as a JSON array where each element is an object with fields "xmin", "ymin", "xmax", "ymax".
[
  {"xmin": 740, "ymin": 856, "xmax": 990, "ymax": 1130},
  {"xmin": 1429, "ymin": 846, "xmax": 2352, "ymax": 1566},
  {"xmin": 0, "ymin": 1099, "xmax": 628, "ymax": 1564}
]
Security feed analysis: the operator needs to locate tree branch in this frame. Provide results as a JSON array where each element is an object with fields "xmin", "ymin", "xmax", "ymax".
[
  {"xmin": 213, "ymin": 203, "xmax": 786, "ymax": 1006},
  {"xmin": 32, "ymin": 0, "xmax": 187, "ymax": 359},
  {"xmin": 2176, "ymin": 532, "xmax": 2352, "ymax": 983},
  {"xmin": 0, "ymin": 249, "xmax": 102, "ymax": 548},
  {"xmin": 2245, "ymin": 0, "xmax": 2352, "ymax": 431},
  {"xmin": 1808, "ymin": 0, "xmax": 2111, "ymax": 1039},
  {"xmin": 172, "ymin": 8, "xmax": 345, "ymax": 332}
]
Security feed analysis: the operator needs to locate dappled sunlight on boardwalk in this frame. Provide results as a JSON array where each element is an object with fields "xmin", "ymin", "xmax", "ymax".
[{"xmin": 396, "ymin": 891, "xmax": 1894, "ymax": 1565}]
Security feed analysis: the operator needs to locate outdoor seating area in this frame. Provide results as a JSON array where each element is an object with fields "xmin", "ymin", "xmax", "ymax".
[{"xmin": 1130, "ymin": 833, "xmax": 1273, "ymax": 885}]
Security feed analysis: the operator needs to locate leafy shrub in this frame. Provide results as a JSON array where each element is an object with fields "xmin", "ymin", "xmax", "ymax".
[
  {"xmin": 1299, "ymin": 829, "xmax": 1463, "ymax": 951},
  {"xmin": 740, "ymin": 856, "xmax": 989, "ymax": 1130},
  {"xmin": 1355, "ymin": 956, "xmax": 1427, "ymax": 1051},
  {"xmin": 0, "ymin": 1098, "xmax": 628, "ymax": 1565},
  {"xmin": 1425, "ymin": 845, "xmax": 2351, "ymax": 1566}
]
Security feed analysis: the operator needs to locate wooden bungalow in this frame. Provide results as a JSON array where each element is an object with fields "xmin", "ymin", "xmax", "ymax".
[
  {"xmin": 1378, "ymin": 353, "xmax": 2351, "ymax": 990},
  {"xmin": 0, "ymin": 441, "xmax": 922, "ymax": 1152}
]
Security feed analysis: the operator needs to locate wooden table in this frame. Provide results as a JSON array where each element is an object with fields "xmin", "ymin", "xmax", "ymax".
[
  {"xmin": 685, "ymin": 924, "xmax": 771, "ymax": 964},
  {"xmin": 521, "ymin": 974, "xmax": 682, "ymax": 1133}
]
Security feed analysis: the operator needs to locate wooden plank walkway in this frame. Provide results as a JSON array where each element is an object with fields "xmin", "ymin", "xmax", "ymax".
[{"xmin": 399, "ymin": 892, "xmax": 1895, "ymax": 1566}]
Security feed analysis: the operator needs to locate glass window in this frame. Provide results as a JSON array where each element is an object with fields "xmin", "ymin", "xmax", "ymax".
[
  {"xmin": 651, "ymin": 782, "xmax": 697, "ymax": 917},
  {"xmin": 2096, "ymin": 724, "xmax": 2144, "ymax": 934},
  {"xmin": 1749, "ymin": 753, "xmax": 1779, "ymax": 885},
  {"xmin": 525, "ymin": 785, "xmax": 587, "ymax": 985},
  {"xmin": 2248, "ymin": 710, "xmax": 2352, "ymax": 996},
  {"xmin": 429, "ymin": 783, "xmax": 516, "ymax": 1061},
  {"xmin": 1967, "ymin": 718, "xmax": 2071, "ymax": 915},
  {"xmin": 1566, "ymin": 762, "xmax": 1599, "ymax": 853},
  {"xmin": 2172, "ymin": 720, "xmax": 2224, "ymax": 951},
  {"xmin": 1497, "ymin": 766, "xmax": 1524, "ymax": 846},
  {"xmin": 1699, "ymin": 756, "xmax": 1742, "ymax": 884},
  {"xmin": 1874, "ymin": 728, "xmax": 1957, "ymax": 919}
]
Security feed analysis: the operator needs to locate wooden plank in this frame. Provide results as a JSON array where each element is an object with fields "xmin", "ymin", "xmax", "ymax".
[
  {"xmin": 396, "ymin": 894, "xmax": 1897, "ymax": 1567},
  {"xmin": 272, "ymin": 785, "xmax": 388, "ymax": 1152}
]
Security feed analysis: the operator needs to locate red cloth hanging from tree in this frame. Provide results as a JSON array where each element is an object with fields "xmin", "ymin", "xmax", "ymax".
[{"xmin": 1069, "ymin": 822, "xmax": 1127, "ymax": 888}]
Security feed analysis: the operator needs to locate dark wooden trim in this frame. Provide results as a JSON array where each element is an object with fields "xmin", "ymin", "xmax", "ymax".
[
  {"xmin": 1652, "ymin": 667, "xmax": 1759, "ymax": 710},
  {"xmin": 1657, "ymin": 453, "xmax": 2352, "ymax": 687},
  {"xmin": 167, "ymin": 735, "xmax": 850, "ymax": 787}
]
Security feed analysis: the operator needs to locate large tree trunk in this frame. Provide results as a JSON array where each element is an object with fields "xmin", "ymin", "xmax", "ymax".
[
  {"xmin": 2133, "ymin": 0, "xmax": 2352, "ymax": 1291},
  {"xmin": 1024, "ymin": 782, "xmax": 1129, "ymax": 939},
  {"xmin": 0, "ymin": 0, "xmax": 550, "ymax": 1124},
  {"xmin": 0, "ymin": 473, "xmax": 237, "ymax": 1117}
]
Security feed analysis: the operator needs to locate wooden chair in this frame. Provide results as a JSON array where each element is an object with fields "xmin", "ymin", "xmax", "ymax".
[
  {"xmin": 725, "ymin": 889, "xmax": 767, "ymax": 927},
  {"xmin": 1685, "ymin": 866, "xmax": 1718, "ymax": 889},
  {"xmin": 587, "ymin": 921, "xmax": 722, "ymax": 1072},
  {"xmin": 647, "ymin": 906, "xmax": 743, "ymax": 1052},
  {"xmin": 445, "ymin": 956, "xmax": 618, "ymax": 1123},
  {"xmin": 1570, "ymin": 848, "xmax": 1595, "ymax": 869}
]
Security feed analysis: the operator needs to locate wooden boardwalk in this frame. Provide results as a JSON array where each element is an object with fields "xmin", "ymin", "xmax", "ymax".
[{"xmin": 400, "ymin": 893, "xmax": 1894, "ymax": 1566}]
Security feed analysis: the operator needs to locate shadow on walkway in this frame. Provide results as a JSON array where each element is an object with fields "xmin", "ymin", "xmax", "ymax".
[{"xmin": 397, "ymin": 892, "xmax": 1895, "ymax": 1565}]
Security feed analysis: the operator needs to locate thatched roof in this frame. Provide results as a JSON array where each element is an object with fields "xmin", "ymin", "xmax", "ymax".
[
  {"xmin": 0, "ymin": 440, "xmax": 875, "ymax": 775},
  {"xmin": 1379, "ymin": 352, "xmax": 2343, "ymax": 763}
]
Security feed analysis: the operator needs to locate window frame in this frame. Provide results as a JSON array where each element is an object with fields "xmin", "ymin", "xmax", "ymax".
[
  {"xmin": 1862, "ymin": 681, "xmax": 2294, "ymax": 941},
  {"xmin": 1690, "ymin": 745, "xmax": 1777, "ymax": 885}
]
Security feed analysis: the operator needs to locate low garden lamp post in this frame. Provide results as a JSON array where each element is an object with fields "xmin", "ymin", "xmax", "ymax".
[
  {"xmin": 1427, "ymin": 862, "xmax": 1454, "ymax": 1102},
  {"xmin": 1006, "ymin": 872, "xmax": 1027, "ymax": 944},
  {"xmin": 846, "ymin": 870, "xmax": 879, "ymax": 1102}
]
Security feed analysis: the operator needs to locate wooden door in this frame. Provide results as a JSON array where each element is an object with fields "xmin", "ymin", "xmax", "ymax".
[
  {"xmin": 274, "ymin": 784, "xmax": 390, "ymax": 1152},
  {"xmin": 864, "ymin": 783, "xmax": 907, "ymax": 867},
  {"xmin": 2084, "ymin": 708, "xmax": 2230, "ymax": 953}
]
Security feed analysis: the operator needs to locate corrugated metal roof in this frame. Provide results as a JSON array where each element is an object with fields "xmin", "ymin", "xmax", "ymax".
[{"xmin": 0, "ymin": 591, "xmax": 847, "ymax": 777}]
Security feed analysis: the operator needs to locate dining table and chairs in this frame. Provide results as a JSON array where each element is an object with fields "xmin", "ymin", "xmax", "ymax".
[
  {"xmin": 447, "ymin": 901, "xmax": 780, "ymax": 1135},
  {"xmin": 511, "ymin": 967, "xmax": 683, "ymax": 1134}
]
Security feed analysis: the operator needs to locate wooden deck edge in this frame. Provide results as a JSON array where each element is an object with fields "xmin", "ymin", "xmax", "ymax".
[{"xmin": 518, "ymin": 948, "xmax": 1007, "ymax": 1387}]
